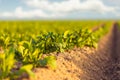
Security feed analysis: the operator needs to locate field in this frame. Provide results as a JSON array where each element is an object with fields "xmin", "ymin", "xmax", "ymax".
[{"xmin": 0, "ymin": 20, "xmax": 120, "ymax": 80}]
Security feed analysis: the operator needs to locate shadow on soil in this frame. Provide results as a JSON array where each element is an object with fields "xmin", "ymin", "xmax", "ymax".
[{"xmin": 74, "ymin": 23, "xmax": 120, "ymax": 80}]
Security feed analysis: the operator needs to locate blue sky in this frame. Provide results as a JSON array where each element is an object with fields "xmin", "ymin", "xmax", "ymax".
[{"xmin": 0, "ymin": 0, "xmax": 120, "ymax": 20}]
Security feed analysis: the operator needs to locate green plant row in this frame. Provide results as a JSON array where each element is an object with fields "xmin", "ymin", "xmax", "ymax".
[
  {"xmin": 0, "ymin": 20, "xmax": 113, "ymax": 33},
  {"xmin": 0, "ymin": 23, "xmax": 110, "ymax": 80}
]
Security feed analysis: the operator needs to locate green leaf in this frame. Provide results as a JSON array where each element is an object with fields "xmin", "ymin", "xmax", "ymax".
[
  {"xmin": 47, "ymin": 56, "xmax": 57, "ymax": 69},
  {"xmin": 39, "ymin": 59, "xmax": 47, "ymax": 67},
  {"xmin": 64, "ymin": 30, "xmax": 70, "ymax": 38},
  {"xmin": 18, "ymin": 45, "xmax": 25, "ymax": 54},
  {"xmin": 4, "ymin": 37, "xmax": 10, "ymax": 46},
  {"xmin": 20, "ymin": 64, "xmax": 34, "ymax": 77},
  {"xmin": 39, "ymin": 56, "xmax": 57, "ymax": 69}
]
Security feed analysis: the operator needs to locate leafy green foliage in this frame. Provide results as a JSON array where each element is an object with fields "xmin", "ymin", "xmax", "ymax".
[
  {"xmin": 0, "ymin": 21, "xmax": 111, "ymax": 79},
  {"xmin": 19, "ymin": 64, "xmax": 34, "ymax": 77},
  {"xmin": 39, "ymin": 56, "xmax": 57, "ymax": 69},
  {"xmin": 0, "ymin": 47, "xmax": 34, "ymax": 80},
  {"xmin": 0, "ymin": 47, "xmax": 15, "ymax": 79}
]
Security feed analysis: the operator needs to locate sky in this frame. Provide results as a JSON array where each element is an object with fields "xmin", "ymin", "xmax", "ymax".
[{"xmin": 0, "ymin": 0, "xmax": 120, "ymax": 20}]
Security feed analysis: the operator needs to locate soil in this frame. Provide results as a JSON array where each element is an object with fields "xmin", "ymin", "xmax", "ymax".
[
  {"xmin": 26, "ymin": 22, "xmax": 120, "ymax": 80},
  {"xmin": 31, "ymin": 47, "xmax": 96, "ymax": 80}
]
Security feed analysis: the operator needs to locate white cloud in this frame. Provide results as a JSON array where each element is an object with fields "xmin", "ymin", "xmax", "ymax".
[
  {"xmin": 0, "ymin": 0, "xmax": 118, "ymax": 18},
  {"xmin": 14, "ymin": 7, "xmax": 48, "ymax": 18},
  {"xmin": 80, "ymin": 0, "xmax": 115, "ymax": 13},
  {"xmin": 24, "ymin": 0, "xmax": 116, "ymax": 13},
  {"xmin": 102, "ymin": 0, "xmax": 120, "ymax": 6},
  {"xmin": 0, "ymin": 6, "xmax": 66, "ymax": 18},
  {"xmin": 24, "ymin": 0, "xmax": 80, "ymax": 12}
]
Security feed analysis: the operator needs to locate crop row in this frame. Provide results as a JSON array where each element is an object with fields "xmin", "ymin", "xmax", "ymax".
[{"xmin": 0, "ymin": 23, "xmax": 110, "ymax": 80}]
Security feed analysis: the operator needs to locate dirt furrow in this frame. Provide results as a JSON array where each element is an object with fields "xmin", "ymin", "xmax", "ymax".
[
  {"xmin": 105, "ymin": 23, "xmax": 120, "ymax": 80},
  {"xmin": 73, "ymin": 22, "xmax": 120, "ymax": 80}
]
